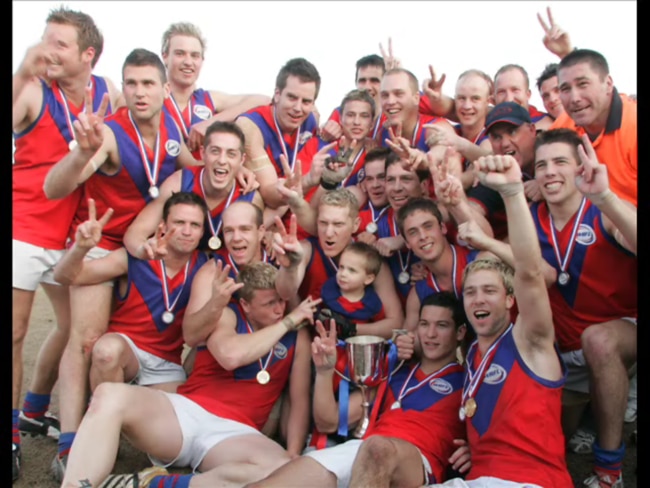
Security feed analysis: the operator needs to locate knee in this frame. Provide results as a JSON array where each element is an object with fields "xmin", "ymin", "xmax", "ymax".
[
  {"xmin": 581, "ymin": 325, "xmax": 617, "ymax": 364},
  {"xmin": 86, "ymin": 382, "xmax": 131, "ymax": 417},
  {"xmin": 358, "ymin": 436, "xmax": 397, "ymax": 465},
  {"xmin": 12, "ymin": 321, "xmax": 29, "ymax": 347},
  {"xmin": 91, "ymin": 335, "xmax": 125, "ymax": 370}
]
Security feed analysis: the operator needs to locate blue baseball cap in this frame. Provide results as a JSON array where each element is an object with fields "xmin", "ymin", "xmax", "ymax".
[{"xmin": 485, "ymin": 102, "xmax": 532, "ymax": 134}]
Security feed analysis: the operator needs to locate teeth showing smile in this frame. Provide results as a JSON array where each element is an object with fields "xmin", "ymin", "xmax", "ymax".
[
  {"xmin": 505, "ymin": 151, "xmax": 516, "ymax": 156},
  {"xmin": 474, "ymin": 311, "xmax": 489, "ymax": 319},
  {"xmin": 545, "ymin": 182, "xmax": 561, "ymax": 191}
]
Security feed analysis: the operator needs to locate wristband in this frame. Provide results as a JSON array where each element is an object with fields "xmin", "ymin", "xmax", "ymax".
[
  {"xmin": 282, "ymin": 316, "xmax": 297, "ymax": 331},
  {"xmin": 498, "ymin": 182, "xmax": 525, "ymax": 198}
]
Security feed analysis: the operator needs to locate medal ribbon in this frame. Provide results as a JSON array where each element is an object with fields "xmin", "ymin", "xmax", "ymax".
[
  {"xmin": 396, "ymin": 361, "xmax": 459, "ymax": 406},
  {"xmin": 427, "ymin": 245, "xmax": 460, "ymax": 298},
  {"xmin": 54, "ymin": 80, "xmax": 92, "ymax": 145},
  {"xmin": 369, "ymin": 202, "xmax": 389, "ymax": 224},
  {"xmin": 199, "ymin": 169, "xmax": 237, "ymax": 240},
  {"xmin": 341, "ymin": 147, "xmax": 366, "ymax": 187},
  {"xmin": 391, "ymin": 215, "xmax": 411, "ymax": 274},
  {"xmin": 160, "ymin": 259, "xmax": 191, "ymax": 314},
  {"xmin": 243, "ymin": 319, "xmax": 274, "ymax": 374},
  {"xmin": 226, "ymin": 249, "xmax": 268, "ymax": 276},
  {"xmin": 127, "ymin": 111, "xmax": 161, "ymax": 191},
  {"xmin": 371, "ymin": 114, "xmax": 382, "ymax": 139},
  {"xmin": 548, "ymin": 197, "xmax": 587, "ymax": 276},
  {"xmin": 168, "ymin": 93, "xmax": 192, "ymax": 139},
  {"xmin": 410, "ymin": 119, "xmax": 421, "ymax": 147},
  {"xmin": 272, "ymin": 107, "xmax": 301, "ymax": 172},
  {"xmin": 461, "ymin": 322, "xmax": 514, "ymax": 406}
]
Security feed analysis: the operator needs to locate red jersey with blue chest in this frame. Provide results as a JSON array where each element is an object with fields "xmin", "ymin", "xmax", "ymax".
[
  {"xmin": 163, "ymin": 89, "xmax": 215, "ymax": 160},
  {"xmin": 320, "ymin": 276, "xmax": 385, "ymax": 324},
  {"xmin": 377, "ymin": 114, "xmax": 441, "ymax": 152},
  {"xmin": 464, "ymin": 326, "xmax": 571, "ymax": 486},
  {"xmin": 179, "ymin": 166, "xmax": 256, "ymax": 251},
  {"xmin": 72, "ymin": 107, "xmax": 183, "ymax": 250},
  {"xmin": 367, "ymin": 361, "xmax": 466, "ymax": 484},
  {"xmin": 13, "ymin": 76, "xmax": 113, "ymax": 249},
  {"xmin": 298, "ymin": 236, "xmax": 339, "ymax": 301},
  {"xmin": 239, "ymin": 105, "xmax": 318, "ymax": 177},
  {"xmin": 108, "ymin": 251, "xmax": 207, "ymax": 364},
  {"xmin": 531, "ymin": 200, "xmax": 637, "ymax": 352},
  {"xmin": 415, "ymin": 245, "xmax": 479, "ymax": 303},
  {"xmin": 374, "ymin": 207, "xmax": 421, "ymax": 303},
  {"xmin": 177, "ymin": 303, "xmax": 297, "ymax": 430}
]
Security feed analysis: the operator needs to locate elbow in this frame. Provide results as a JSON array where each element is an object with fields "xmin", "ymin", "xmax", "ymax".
[
  {"xmin": 42, "ymin": 181, "xmax": 60, "ymax": 200},
  {"xmin": 313, "ymin": 416, "xmax": 338, "ymax": 434},
  {"xmin": 52, "ymin": 271, "xmax": 72, "ymax": 286}
]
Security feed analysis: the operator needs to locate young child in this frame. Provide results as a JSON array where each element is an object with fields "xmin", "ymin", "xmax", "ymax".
[{"xmin": 318, "ymin": 241, "xmax": 386, "ymax": 340}]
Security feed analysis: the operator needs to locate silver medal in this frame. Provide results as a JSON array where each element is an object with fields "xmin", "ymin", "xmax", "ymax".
[
  {"xmin": 149, "ymin": 186, "xmax": 160, "ymax": 199},
  {"xmin": 558, "ymin": 271, "xmax": 570, "ymax": 286},
  {"xmin": 459, "ymin": 406, "xmax": 466, "ymax": 422},
  {"xmin": 398, "ymin": 271, "xmax": 410, "ymax": 285},
  {"xmin": 209, "ymin": 236, "xmax": 222, "ymax": 250},
  {"xmin": 366, "ymin": 222, "xmax": 378, "ymax": 234},
  {"xmin": 391, "ymin": 401, "xmax": 401, "ymax": 410},
  {"xmin": 68, "ymin": 139, "xmax": 78, "ymax": 151},
  {"xmin": 161, "ymin": 311, "xmax": 175, "ymax": 324},
  {"xmin": 256, "ymin": 370, "xmax": 271, "ymax": 385}
]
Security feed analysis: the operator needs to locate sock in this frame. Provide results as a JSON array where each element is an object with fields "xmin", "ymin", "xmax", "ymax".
[
  {"xmin": 22, "ymin": 391, "xmax": 51, "ymax": 419},
  {"xmin": 58, "ymin": 432, "xmax": 76, "ymax": 458},
  {"xmin": 12, "ymin": 409, "xmax": 20, "ymax": 446},
  {"xmin": 593, "ymin": 440, "xmax": 625, "ymax": 480},
  {"xmin": 150, "ymin": 474, "xmax": 193, "ymax": 488}
]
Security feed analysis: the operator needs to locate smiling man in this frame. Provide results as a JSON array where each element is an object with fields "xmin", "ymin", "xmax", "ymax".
[
  {"xmin": 236, "ymin": 58, "xmax": 320, "ymax": 208},
  {"xmin": 550, "ymin": 49, "xmax": 637, "ymax": 205}
]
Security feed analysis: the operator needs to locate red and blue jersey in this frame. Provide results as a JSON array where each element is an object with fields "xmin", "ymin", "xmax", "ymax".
[
  {"xmin": 415, "ymin": 245, "xmax": 479, "ymax": 303},
  {"xmin": 163, "ymin": 88, "xmax": 215, "ymax": 160},
  {"xmin": 377, "ymin": 114, "xmax": 440, "ymax": 153},
  {"xmin": 531, "ymin": 200, "xmax": 637, "ymax": 352},
  {"xmin": 179, "ymin": 165, "xmax": 256, "ymax": 252},
  {"xmin": 72, "ymin": 107, "xmax": 183, "ymax": 250},
  {"xmin": 13, "ymin": 76, "xmax": 113, "ymax": 249},
  {"xmin": 320, "ymin": 276, "xmax": 385, "ymax": 324},
  {"xmin": 239, "ymin": 104, "xmax": 318, "ymax": 177},
  {"xmin": 108, "ymin": 250, "xmax": 208, "ymax": 364},
  {"xmin": 367, "ymin": 361, "xmax": 466, "ymax": 484},
  {"xmin": 464, "ymin": 326, "xmax": 571, "ymax": 486},
  {"xmin": 177, "ymin": 303, "xmax": 297, "ymax": 430},
  {"xmin": 529, "ymin": 104, "xmax": 549, "ymax": 124},
  {"xmin": 298, "ymin": 236, "xmax": 339, "ymax": 301},
  {"xmin": 374, "ymin": 207, "xmax": 421, "ymax": 302}
]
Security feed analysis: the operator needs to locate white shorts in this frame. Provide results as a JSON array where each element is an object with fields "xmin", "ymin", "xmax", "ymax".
[
  {"xmin": 305, "ymin": 438, "xmax": 432, "ymax": 488},
  {"xmin": 427, "ymin": 476, "xmax": 542, "ymax": 488},
  {"xmin": 116, "ymin": 333, "xmax": 186, "ymax": 386},
  {"xmin": 562, "ymin": 317, "xmax": 637, "ymax": 394},
  {"xmin": 12, "ymin": 239, "xmax": 65, "ymax": 290},
  {"xmin": 84, "ymin": 245, "xmax": 115, "ymax": 287},
  {"xmin": 150, "ymin": 392, "xmax": 261, "ymax": 471}
]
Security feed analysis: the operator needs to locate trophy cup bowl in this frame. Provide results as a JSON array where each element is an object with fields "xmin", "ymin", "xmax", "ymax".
[{"xmin": 345, "ymin": 335, "xmax": 388, "ymax": 438}]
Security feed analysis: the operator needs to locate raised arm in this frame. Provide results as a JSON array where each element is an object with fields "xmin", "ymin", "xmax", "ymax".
[
  {"xmin": 421, "ymin": 64, "xmax": 458, "ymax": 121},
  {"xmin": 207, "ymin": 295, "xmax": 321, "ymax": 371},
  {"xmin": 537, "ymin": 6, "xmax": 574, "ymax": 59},
  {"xmin": 474, "ymin": 155, "xmax": 554, "ymax": 347},
  {"xmin": 52, "ymin": 199, "xmax": 123, "ymax": 286},
  {"xmin": 43, "ymin": 87, "xmax": 113, "ymax": 199},
  {"xmin": 575, "ymin": 135, "xmax": 637, "ymax": 254},
  {"xmin": 182, "ymin": 260, "xmax": 244, "ymax": 347}
]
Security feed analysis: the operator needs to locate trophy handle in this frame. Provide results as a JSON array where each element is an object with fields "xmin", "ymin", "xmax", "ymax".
[{"xmin": 333, "ymin": 367, "xmax": 352, "ymax": 383}]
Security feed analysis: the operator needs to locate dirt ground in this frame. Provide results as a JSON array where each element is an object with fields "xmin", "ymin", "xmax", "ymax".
[{"xmin": 15, "ymin": 288, "xmax": 638, "ymax": 487}]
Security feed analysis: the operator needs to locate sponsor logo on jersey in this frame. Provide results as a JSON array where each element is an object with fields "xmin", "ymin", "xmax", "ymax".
[
  {"xmin": 576, "ymin": 224, "xmax": 596, "ymax": 246},
  {"xmin": 484, "ymin": 363, "xmax": 507, "ymax": 385},
  {"xmin": 193, "ymin": 104, "xmax": 212, "ymax": 120},
  {"xmin": 165, "ymin": 140, "xmax": 181, "ymax": 157},
  {"xmin": 274, "ymin": 342, "xmax": 288, "ymax": 359},
  {"xmin": 429, "ymin": 378, "xmax": 453, "ymax": 395}
]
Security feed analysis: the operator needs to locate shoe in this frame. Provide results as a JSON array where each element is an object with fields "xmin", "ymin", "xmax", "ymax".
[
  {"xmin": 583, "ymin": 471, "xmax": 623, "ymax": 488},
  {"xmin": 19, "ymin": 410, "xmax": 61, "ymax": 440},
  {"xmin": 99, "ymin": 466, "xmax": 169, "ymax": 488},
  {"xmin": 568, "ymin": 428, "xmax": 596, "ymax": 454},
  {"xmin": 12, "ymin": 443, "xmax": 21, "ymax": 482},
  {"xmin": 51, "ymin": 453, "xmax": 68, "ymax": 483},
  {"xmin": 624, "ymin": 402, "xmax": 637, "ymax": 423}
]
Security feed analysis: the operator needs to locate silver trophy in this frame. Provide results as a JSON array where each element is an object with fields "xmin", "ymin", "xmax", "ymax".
[{"xmin": 343, "ymin": 335, "xmax": 389, "ymax": 438}]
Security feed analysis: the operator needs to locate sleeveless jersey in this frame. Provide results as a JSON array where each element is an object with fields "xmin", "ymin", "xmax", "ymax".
[
  {"xmin": 464, "ymin": 326, "xmax": 572, "ymax": 486},
  {"xmin": 163, "ymin": 88, "xmax": 216, "ymax": 160},
  {"xmin": 378, "ymin": 114, "xmax": 441, "ymax": 152},
  {"xmin": 415, "ymin": 245, "xmax": 479, "ymax": 303},
  {"xmin": 239, "ymin": 104, "xmax": 318, "ymax": 177},
  {"xmin": 108, "ymin": 250, "xmax": 208, "ymax": 364},
  {"xmin": 13, "ymin": 76, "xmax": 113, "ymax": 248},
  {"xmin": 531, "ymin": 200, "xmax": 637, "ymax": 352},
  {"xmin": 177, "ymin": 303, "xmax": 297, "ymax": 429},
  {"xmin": 72, "ymin": 107, "xmax": 183, "ymax": 250},
  {"xmin": 298, "ymin": 236, "xmax": 339, "ymax": 300},
  {"xmin": 179, "ymin": 165, "xmax": 256, "ymax": 251}
]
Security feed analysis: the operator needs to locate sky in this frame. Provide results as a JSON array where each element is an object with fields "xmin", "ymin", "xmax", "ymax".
[{"xmin": 13, "ymin": 1, "xmax": 637, "ymax": 120}]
